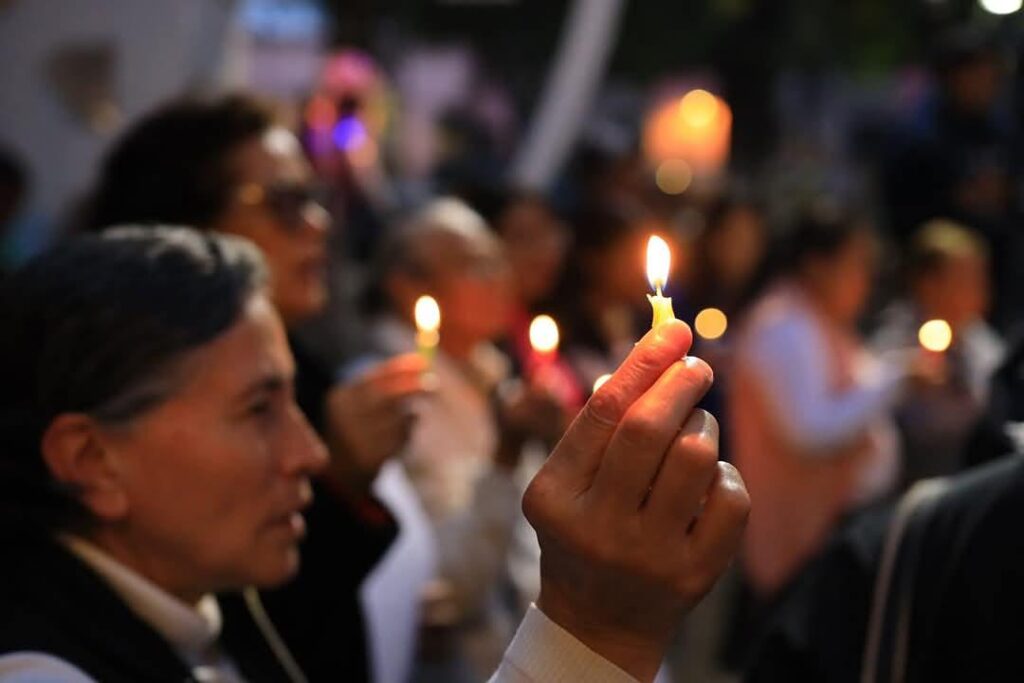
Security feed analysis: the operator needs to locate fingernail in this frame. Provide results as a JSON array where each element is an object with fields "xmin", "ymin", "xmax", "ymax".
[{"xmin": 683, "ymin": 355, "xmax": 714, "ymax": 385}]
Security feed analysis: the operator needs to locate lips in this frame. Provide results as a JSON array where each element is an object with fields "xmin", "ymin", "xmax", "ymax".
[{"xmin": 269, "ymin": 480, "xmax": 314, "ymax": 538}]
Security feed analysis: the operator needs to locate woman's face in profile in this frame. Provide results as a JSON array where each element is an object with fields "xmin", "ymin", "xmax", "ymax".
[
  {"xmin": 214, "ymin": 128, "xmax": 332, "ymax": 327},
  {"xmin": 88, "ymin": 294, "xmax": 327, "ymax": 597}
]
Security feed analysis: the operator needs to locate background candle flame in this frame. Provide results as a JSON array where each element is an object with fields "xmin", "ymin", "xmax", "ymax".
[
  {"xmin": 918, "ymin": 319, "xmax": 952, "ymax": 352},
  {"xmin": 647, "ymin": 235, "xmax": 671, "ymax": 291},
  {"xmin": 592, "ymin": 373, "xmax": 612, "ymax": 393},
  {"xmin": 529, "ymin": 314, "xmax": 560, "ymax": 354},
  {"xmin": 414, "ymin": 295, "xmax": 441, "ymax": 332}
]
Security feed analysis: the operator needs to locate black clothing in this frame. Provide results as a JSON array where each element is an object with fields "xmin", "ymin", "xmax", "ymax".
[
  {"xmin": 746, "ymin": 456, "xmax": 1024, "ymax": 682},
  {"xmin": 0, "ymin": 535, "xmax": 293, "ymax": 682}
]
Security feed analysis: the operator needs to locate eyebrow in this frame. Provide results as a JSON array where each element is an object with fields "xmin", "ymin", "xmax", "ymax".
[{"xmin": 237, "ymin": 373, "xmax": 291, "ymax": 401}]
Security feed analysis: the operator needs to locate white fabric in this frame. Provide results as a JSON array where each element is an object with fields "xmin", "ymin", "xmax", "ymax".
[
  {"xmin": 742, "ymin": 292, "xmax": 905, "ymax": 454},
  {"xmin": 360, "ymin": 460, "xmax": 439, "ymax": 683},
  {"xmin": 488, "ymin": 605, "xmax": 638, "ymax": 683},
  {"xmin": 738, "ymin": 284, "xmax": 903, "ymax": 502}
]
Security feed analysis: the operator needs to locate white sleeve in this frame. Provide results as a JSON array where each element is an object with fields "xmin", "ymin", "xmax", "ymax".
[
  {"xmin": 488, "ymin": 605, "xmax": 638, "ymax": 683},
  {"xmin": 745, "ymin": 315, "xmax": 905, "ymax": 454},
  {"xmin": 0, "ymin": 653, "xmax": 97, "ymax": 682}
]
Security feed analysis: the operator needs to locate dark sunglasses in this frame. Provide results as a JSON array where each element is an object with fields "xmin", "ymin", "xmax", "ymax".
[{"xmin": 236, "ymin": 182, "xmax": 328, "ymax": 229}]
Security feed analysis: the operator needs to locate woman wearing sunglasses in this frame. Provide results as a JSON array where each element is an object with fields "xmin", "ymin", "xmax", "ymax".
[{"xmin": 77, "ymin": 95, "xmax": 426, "ymax": 682}]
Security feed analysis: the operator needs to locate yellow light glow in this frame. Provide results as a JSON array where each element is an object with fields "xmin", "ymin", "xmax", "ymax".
[
  {"xmin": 655, "ymin": 159, "xmax": 693, "ymax": 195},
  {"xmin": 647, "ymin": 235, "xmax": 671, "ymax": 292},
  {"xmin": 415, "ymin": 295, "xmax": 441, "ymax": 333},
  {"xmin": 529, "ymin": 315, "xmax": 560, "ymax": 354},
  {"xmin": 593, "ymin": 373, "xmax": 612, "ymax": 393},
  {"xmin": 695, "ymin": 308, "xmax": 728, "ymax": 341},
  {"xmin": 679, "ymin": 89, "xmax": 718, "ymax": 128},
  {"xmin": 918, "ymin": 319, "xmax": 952, "ymax": 353}
]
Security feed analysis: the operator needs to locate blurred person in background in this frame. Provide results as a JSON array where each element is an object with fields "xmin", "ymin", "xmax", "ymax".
[
  {"xmin": 683, "ymin": 195, "xmax": 769, "ymax": 324},
  {"xmin": 558, "ymin": 202, "xmax": 678, "ymax": 391},
  {"xmin": 882, "ymin": 26, "xmax": 1020, "ymax": 330},
  {"xmin": 872, "ymin": 219, "xmax": 1004, "ymax": 487},
  {"xmin": 459, "ymin": 185, "xmax": 585, "ymax": 410},
  {"xmin": 727, "ymin": 206, "xmax": 931, "ymax": 646},
  {"xmin": 0, "ymin": 227, "xmax": 753, "ymax": 683},
  {"xmin": 367, "ymin": 197, "xmax": 566, "ymax": 682},
  {"xmin": 79, "ymin": 94, "xmax": 428, "ymax": 683}
]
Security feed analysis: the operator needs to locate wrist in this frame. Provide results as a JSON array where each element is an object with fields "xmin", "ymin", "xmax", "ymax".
[{"xmin": 536, "ymin": 587, "xmax": 667, "ymax": 682}]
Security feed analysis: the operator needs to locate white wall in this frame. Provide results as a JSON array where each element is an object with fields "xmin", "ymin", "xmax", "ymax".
[{"xmin": 0, "ymin": 0, "xmax": 240, "ymax": 228}]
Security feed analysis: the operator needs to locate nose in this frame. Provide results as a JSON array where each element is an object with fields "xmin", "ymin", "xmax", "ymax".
[{"xmin": 280, "ymin": 404, "xmax": 329, "ymax": 477}]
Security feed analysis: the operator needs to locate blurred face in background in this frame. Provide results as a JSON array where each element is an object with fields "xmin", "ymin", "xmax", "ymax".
[
  {"xmin": 214, "ymin": 127, "xmax": 331, "ymax": 326},
  {"xmin": 706, "ymin": 206, "xmax": 766, "ymax": 291},
  {"xmin": 915, "ymin": 251, "xmax": 990, "ymax": 329},
  {"xmin": 497, "ymin": 197, "xmax": 569, "ymax": 306},
  {"xmin": 802, "ymin": 229, "xmax": 875, "ymax": 327}
]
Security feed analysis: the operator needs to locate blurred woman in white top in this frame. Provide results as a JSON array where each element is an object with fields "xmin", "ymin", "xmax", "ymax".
[{"xmin": 730, "ymin": 205, "xmax": 914, "ymax": 598}]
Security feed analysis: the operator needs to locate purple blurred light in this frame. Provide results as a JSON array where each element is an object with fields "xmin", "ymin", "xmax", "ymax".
[{"xmin": 332, "ymin": 116, "xmax": 367, "ymax": 151}]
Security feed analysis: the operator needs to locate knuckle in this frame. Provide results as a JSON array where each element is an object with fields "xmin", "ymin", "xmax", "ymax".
[
  {"xmin": 715, "ymin": 463, "xmax": 752, "ymax": 521},
  {"xmin": 522, "ymin": 470, "xmax": 557, "ymax": 527},
  {"xmin": 582, "ymin": 389, "xmax": 625, "ymax": 430},
  {"xmin": 618, "ymin": 411, "xmax": 663, "ymax": 450}
]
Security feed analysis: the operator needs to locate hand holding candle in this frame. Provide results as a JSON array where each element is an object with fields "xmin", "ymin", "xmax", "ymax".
[
  {"xmin": 647, "ymin": 235, "xmax": 677, "ymax": 329},
  {"xmin": 414, "ymin": 295, "xmax": 441, "ymax": 368}
]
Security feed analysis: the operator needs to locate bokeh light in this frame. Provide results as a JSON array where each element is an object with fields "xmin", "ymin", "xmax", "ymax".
[
  {"xmin": 918, "ymin": 319, "xmax": 952, "ymax": 352},
  {"xmin": 678, "ymin": 89, "xmax": 718, "ymax": 128},
  {"xmin": 655, "ymin": 159, "xmax": 693, "ymax": 195},
  {"xmin": 979, "ymin": 0, "xmax": 1022, "ymax": 15},
  {"xmin": 695, "ymin": 308, "xmax": 728, "ymax": 341},
  {"xmin": 592, "ymin": 373, "xmax": 612, "ymax": 393}
]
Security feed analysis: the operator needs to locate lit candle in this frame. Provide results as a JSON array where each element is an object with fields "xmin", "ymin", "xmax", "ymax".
[
  {"xmin": 695, "ymin": 307, "xmax": 728, "ymax": 341},
  {"xmin": 528, "ymin": 314, "xmax": 561, "ymax": 377},
  {"xmin": 646, "ymin": 235, "xmax": 676, "ymax": 329},
  {"xmin": 414, "ymin": 295, "xmax": 441, "ymax": 367},
  {"xmin": 918, "ymin": 319, "xmax": 952, "ymax": 353}
]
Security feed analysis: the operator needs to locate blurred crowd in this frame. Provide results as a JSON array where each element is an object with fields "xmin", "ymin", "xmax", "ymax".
[{"xmin": 3, "ymin": 16, "xmax": 1024, "ymax": 683}]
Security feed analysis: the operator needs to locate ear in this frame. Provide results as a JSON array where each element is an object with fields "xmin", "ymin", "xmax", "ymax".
[{"xmin": 40, "ymin": 414, "xmax": 130, "ymax": 522}]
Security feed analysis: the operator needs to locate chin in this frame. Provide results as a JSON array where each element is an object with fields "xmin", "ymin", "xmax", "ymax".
[{"xmin": 246, "ymin": 547, "xmax": 302, "ymax": 588}]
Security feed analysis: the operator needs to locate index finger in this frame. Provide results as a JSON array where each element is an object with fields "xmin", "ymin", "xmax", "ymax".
[{"xmin": 547, "ymin": 320, "xmax": 693, "ymax": 491}]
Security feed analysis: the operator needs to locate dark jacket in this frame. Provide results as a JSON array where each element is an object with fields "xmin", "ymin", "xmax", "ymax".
[
  {"xmin": 0, "ymin": 534, "xmax": 293, "ymax": 682},
  {"xmin": 746, "ymin": 456, "xmax": 1024, "ymax": 682}
]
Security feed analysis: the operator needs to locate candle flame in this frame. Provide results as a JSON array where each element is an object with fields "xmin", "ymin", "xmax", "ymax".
[
  {"xmin": 647, "ymin": 235, "xmax": 671, "ymax": 292},
  {"xmin": 919, "ymin": 319, "xmax": 952, "ymax": 353},
  {"xmin": 695, "ymin": 308, "xmax": 728, "ymax": 340},
  {"xmin": 529, "ymin": 315, "xmax": 560, "ymax": 354},
  {"xmin": 593, "ymin": 373, "xmax": 612, "ymax": 393},
  {"xmin": 414, "ymin": 295, "xmax": 441, "ymax": 333}
]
